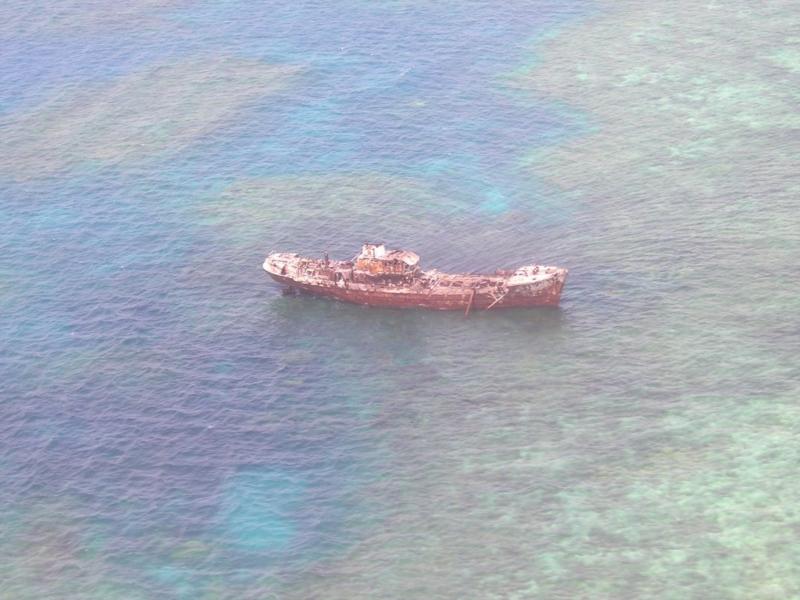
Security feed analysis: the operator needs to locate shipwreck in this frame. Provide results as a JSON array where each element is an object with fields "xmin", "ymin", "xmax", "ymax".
[{"xmin": 263, "ymin": 243, "xmax": 567, "ymax": 313}]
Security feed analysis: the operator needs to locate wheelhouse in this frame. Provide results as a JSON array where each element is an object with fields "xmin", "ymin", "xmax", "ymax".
[{"xmin": 354, "ymin": 243, "xmax": 420, "ymax": 277}]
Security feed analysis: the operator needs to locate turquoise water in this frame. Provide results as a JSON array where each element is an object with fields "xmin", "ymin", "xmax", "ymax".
[{"xmin": 2, "ymin": 0, "xmax": 799, "ymax": 597}]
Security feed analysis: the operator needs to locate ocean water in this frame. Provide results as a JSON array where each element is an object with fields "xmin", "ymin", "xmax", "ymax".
[{"xmin": 1, "ymin": 0, "xmax": 799, "ymax": 598}]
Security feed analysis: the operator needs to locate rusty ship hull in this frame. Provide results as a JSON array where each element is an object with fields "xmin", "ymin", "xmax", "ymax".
[{"xmin": 263, "ymin": 244, "xmax": 567, "ymax": 312}]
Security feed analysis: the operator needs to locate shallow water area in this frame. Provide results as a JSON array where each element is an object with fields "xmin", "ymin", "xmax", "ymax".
[{"xmin": 2, "ymin": 0, "xmax": 799, "ymax": 598}]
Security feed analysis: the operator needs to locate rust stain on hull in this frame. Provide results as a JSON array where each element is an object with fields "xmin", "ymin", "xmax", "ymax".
[{"xmin": 263, "ymin": 244, "xmax": 567, "ymax": 311}]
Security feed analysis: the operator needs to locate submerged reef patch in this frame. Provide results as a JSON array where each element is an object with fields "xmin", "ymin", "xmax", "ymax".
[{"xmin": 1, "ymin": 57, "xmax": 299, "ymax": 180}]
